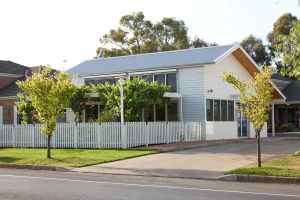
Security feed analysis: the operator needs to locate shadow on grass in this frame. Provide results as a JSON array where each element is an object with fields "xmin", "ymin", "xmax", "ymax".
[{"xmin": 0, "ymin": 157, "xmax": 22, "ymax": 163}]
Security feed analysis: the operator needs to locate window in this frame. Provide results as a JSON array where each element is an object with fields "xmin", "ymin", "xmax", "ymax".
[
  {"xmin": 206, "ymin": 99, "xmax": 213, "ymax": 121},
  {"xmin": 154, "ymin": 74, "xmax": 165, "ymax": 85},
  {"xmin": 142, "ymin": 74, "xmax": 153, "ymax": 83},
  {"xmin": 167, "ymin": 101, "xmax": 178, "ymax": 121},
  {"xmin": 206, "ymin": 99, "xmax": 235, "ymax": 121},
  {"xmin": 213, "ymin": 100, "xmax": 221, "ymax": 121},
  {"xmin": 166, "ymin": 73, "xmax": 177, "ymax": 92},
  {"xmin": 221, "ymin": 100, "xmax": 228, "ymax": 121},
  {"xmin": 228, "ymin": 100, "xmax": 234, "ymax": 121},
  {"xmin": 156, "ymin": 104, "xmax": 166, "ymax": 121},
  {"xmin": 85, "ymin": 77, "xmax": 116, "ymax": 85}
]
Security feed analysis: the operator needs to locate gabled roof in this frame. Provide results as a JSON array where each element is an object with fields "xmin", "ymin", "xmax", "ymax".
[
  {"xmin": 0, "ymin": 61, "xmax": 28, "ymax": 76},
  {"xmin": 0, "ymin": 77, "xmax": 25, "ymax": 98},
  {"xmin": 271, "ymin": 74, "xmax": 300, "ymax": 102},
  {"xmin": 68, "ymin": 44, "xmax": 236, "ymax": 75}
]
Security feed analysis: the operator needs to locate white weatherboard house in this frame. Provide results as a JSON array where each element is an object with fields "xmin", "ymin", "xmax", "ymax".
[{"xmin": 67, "ymin": 45, "xmax": 285, "ymax": 140}]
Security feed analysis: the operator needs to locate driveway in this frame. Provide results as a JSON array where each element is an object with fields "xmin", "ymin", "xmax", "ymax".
[{"xmin": 73, "ymin": 137, "xmax": 300, "ymax": 179}]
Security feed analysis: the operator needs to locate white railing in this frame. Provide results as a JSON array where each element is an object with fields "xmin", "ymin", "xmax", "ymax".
[{"xmin": 0, "ymin": 122, "xmax": 202, "ymax": 149}]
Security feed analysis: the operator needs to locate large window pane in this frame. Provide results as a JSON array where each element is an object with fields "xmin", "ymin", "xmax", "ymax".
[
  {"xmin": 156, "ymin": 104, "xmax": 166, "ymax": 121},
  {"xmin": 206, "ymin": 99, "xmax": 213, "ymax": 121},
  {"xmin": 142, "ymin": 74, "xmax": 153, "ymax": 83},
  {"xmin": 167, "ymin": 101, "xmax": 178, "ymax": 121},
  {"xmin": 154, "ymin": 74, "xmax": 165, "ymax": 85},
  {"xmin": 221, "ymin": 100, "xmax": 228, "ymax": 121},
  {"xmin": 166, "ymin": 73, "xmax": 177, "ymax": 92},
  {"xmin": 228, "ymin": 100, "xmax": 234, "ymax": 121},
  {"xmin": 213, "ymin": 100, "xmax": 220, "ymax": 121}
]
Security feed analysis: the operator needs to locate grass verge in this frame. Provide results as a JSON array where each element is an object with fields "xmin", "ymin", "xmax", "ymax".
[
  {"xmin": 228, "ymin": 151, "xmax": 300, "ymax": 178},
  {"xmin": 0, "ymin": 148, "xmax": 158, "ymax": 168}
]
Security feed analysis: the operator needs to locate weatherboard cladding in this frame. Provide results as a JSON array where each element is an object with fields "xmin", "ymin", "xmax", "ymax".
[
  {"xmin": 67, "ymin": 45, "xmax": 235, "ymax": 75},
  {"xmin": 178, "ymin": 67, "xmax": 205, "ymax": 121}
]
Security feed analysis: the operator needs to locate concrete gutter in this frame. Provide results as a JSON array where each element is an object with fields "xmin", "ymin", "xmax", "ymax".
[
  {"xmin": 219, "ymin": 174, "xmax": 300, "ymax": 184},
  {"xmin": 0, "ymin": 164, "xmax": 72, "ymax": 172}
]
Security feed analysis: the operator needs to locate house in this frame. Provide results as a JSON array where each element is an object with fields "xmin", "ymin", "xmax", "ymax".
[
  {"xmin": 271, "ymin": 74, "xmax": 300, "ymax": 132},
  {"xmin": 0, "ymin": 61, "xmax": 53, "ymax": 124},
  {"xmin": 67, "ymin": 44, "xmax": 286, "ymax": 140}
]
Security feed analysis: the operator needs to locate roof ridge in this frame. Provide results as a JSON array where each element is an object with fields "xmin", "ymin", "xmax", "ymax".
[{"xmin": 86, "ymin": 44, "xmax": 236, "ymax": 62}]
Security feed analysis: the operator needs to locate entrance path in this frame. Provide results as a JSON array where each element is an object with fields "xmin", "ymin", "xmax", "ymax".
[{"xmin": 73, "ymin": 137, "xmax": 300, "ymax": 179}]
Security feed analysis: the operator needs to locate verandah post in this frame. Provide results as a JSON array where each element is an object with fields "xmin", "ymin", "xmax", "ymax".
[{"xmin": 121, "ymin": 123, "xmax": 127, "ymax": 149}]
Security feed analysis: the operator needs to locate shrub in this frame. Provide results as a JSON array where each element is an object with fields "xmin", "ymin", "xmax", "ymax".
[
  {"xmin": 279, "ymin": 123, "xmax": 293, "ymax": 132},
  {"xmin": 97, "ymin": 110, "xmax": 118, "ymax": 123}
]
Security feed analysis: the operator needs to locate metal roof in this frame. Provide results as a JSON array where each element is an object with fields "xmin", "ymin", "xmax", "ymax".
[{"xmin": 67, "ymin": 44, "xmax": 236, "ymax": 75}]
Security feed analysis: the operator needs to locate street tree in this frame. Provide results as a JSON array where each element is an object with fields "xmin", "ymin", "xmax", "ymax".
[
  {"xmin": 16, "ymin": 67, "xmax": 75, "ymax": 158},
  {"xmin": 222, "ymin": 67, "xmax": 274, "ymax": 167},
  {"xmin": 240, "ymin": 34, "xmax": 271, "ymax": 67}
]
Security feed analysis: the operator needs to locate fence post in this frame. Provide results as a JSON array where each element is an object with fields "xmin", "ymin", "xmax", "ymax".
[
  {"xmin": 145, "ymin": 123, "xmax": 149, "ymax": 147},
  {"xmin": 12, "ymin": 125, "xmax": 16, "ymax": 147},
  {"xmin": 166, "ymin": 123, "xmax": 169, "ymax": 144},
  {"xmin": 121, "ymin": 124, "xmax": 127, "ymax": 149},
  {"xmin": 74, "ymin": 124, "xmax": 78, "ymax": 148},
  {"xmin": 31, "ymin": 125, "xmax": 35, "ymax": 148},
  {"xmin": 184, "ymin": 122, "xmax": 188, "ymax": 141},
  {"xmin": 97, "ymin": 124, "xmax": 101, "ymax": 149}
]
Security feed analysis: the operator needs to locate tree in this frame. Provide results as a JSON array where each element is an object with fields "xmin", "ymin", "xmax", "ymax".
[
  {"xmin": 93, "ymin": 77, "xmax": 169, "ymax": 121},
  {"xmin": 69, "ymin": 85, "xmax": 92, "ymax": 124},
  {"xmin": 276, "ymin": 20, "xmax": 300, "ymax": 79},
  {"xmin": 16, "ymin": 93, "xmax": 37, "ymax": 124},
  {"xmin": 222, "ymin": 67, "xmax": 273, "ymax": 167},
  {"xmin": 267, "ymin": 13, "xmax": 298, "ymax": 71},
  {"xmin": 16, "ymin": 67, "xmax": 75, "ymax": 158},
  {"xmin": 96, "ymin": 12, "xmax": 213, "ymax": 58},
  {"xmin": 191, "ymin": 36, "xmax": 218, "ymax": 48},
  {"xmin": 240, "ymin": 34, "xmax": 271, "ymax": 67}
]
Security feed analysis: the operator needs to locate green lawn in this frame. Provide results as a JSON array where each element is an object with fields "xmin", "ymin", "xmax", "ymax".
[
  {"xmin": 0, "ymin": 148, "xmax": 158, "ymax": 168},
  {"xmin": 229, "ymin": 151, "xmax": 300, "ymax": 178}
]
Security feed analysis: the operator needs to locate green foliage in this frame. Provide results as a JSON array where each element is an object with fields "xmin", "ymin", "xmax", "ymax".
[
  {"xmin": 276, "ymin": 20, "xmax": 300, "ymax": 79},
  {"xmin": 96, "ymin": 12, "xmax": 214, "ymax": 58},
  {"xmin": 16, "ymin": 67, "xmax": 76, "ymax": 158},
  {"xmin": 240, "ymin": 34, "xmax": 271, "ymax": 67},
  {"xmin": 93, "ymin": 77, "xmax": 169, "ymax": 121},
  {"xmin": 267, "ymin": 13, "xmax": 298, "ymax": 71},
  {"xmin": 0, "ymin": 148, "xmax": 158, "ymax": 168},
  {"xmin": 279, "ymin": 123, "xmax": 293, "ymax": 132},
  {"xmin": 16, "ymin": 93, "xmax": 37, "ymax": 124},
  {"xmin": 97, "ymin": 110, "xmax": 118, "ymax": 123},
  {"xmin": 222, "ymin": 67, "xmax": 273, "ymax": 134},
  {"xmin": 69, "ymin": 84, "xmax": 92, "ymax": 124}
]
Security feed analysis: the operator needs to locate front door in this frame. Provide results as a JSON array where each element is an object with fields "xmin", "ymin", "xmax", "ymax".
[{"xmin": 237, "ymin": 104, "xmax": 249, "ymax": 137}]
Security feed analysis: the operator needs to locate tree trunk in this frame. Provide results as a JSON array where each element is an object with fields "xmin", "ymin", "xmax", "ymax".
[
  {"xmin": 47, "ymin": 135, "xmax": 51, "ymax": 159},
  {"xmin": 256, "ymin": 131, "xmax": 262, "ymax": 167}
]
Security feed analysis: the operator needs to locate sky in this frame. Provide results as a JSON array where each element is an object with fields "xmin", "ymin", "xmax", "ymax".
[{"xmin": 0, "ymin": 0, "xmax": 299, "ymax": 70}]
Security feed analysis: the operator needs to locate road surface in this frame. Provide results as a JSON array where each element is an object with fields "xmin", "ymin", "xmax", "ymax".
[{"xmin": 0, "ymin": 169, "xmax": 299, "ymax": 200}]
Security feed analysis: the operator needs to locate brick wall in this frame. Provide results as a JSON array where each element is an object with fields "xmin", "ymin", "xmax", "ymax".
[{"xmin": 0, "ymin": 98, "xmax": 16, "ymax": 124}]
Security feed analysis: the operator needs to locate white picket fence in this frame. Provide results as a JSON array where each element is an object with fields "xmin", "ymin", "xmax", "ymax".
[{"xmin": 0, "ymin": 122, "xmax": 202, "ymax": 149}]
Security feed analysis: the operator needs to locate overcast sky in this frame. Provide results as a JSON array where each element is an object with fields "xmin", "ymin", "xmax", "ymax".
[{"xmin": 0, "ymin": 0, "xmax": 299, "ymax": 70}]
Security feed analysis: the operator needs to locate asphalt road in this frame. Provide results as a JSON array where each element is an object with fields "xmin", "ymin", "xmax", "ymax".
[{"xmin": 0, "ymin": 169, "xmax": 299, "ymax": 200}]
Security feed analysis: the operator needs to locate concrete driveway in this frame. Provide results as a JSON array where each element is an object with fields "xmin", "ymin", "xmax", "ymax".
[{"xmin": 73, "ymin": 137, "xmax": 300, "ymax": 179}]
